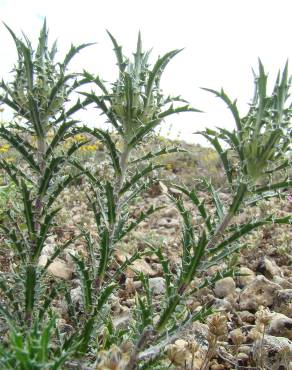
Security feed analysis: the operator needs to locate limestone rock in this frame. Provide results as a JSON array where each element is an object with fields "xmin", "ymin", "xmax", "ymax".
[
  {"xmin": 214, "ymin": 277, "xmax": 236, "ymax": 298},
  {"xmin": 129, "ymin": 259, "xmax": 157, "ymax": 277},
  {"xmin": 157, "ymin": 217, "xmax": 179, "ymax": 228},
  {"xmin": 236, "ymin": 267, "xmax": 255, "ymax": 288},
  {"xmin": 116, "ymin": 252, "xmax": 157, "ymax": 277},
  {"xmin": 47, "ymin": 259, "xmax": 73, "ymax": 280},
  {"xmin": 257, "ymin": 256, "xmax": 282, "ymax": 279},
  {"xmin": 212, "ymin": 298, "xmax": 233, "ymax": 312},
  {"xmin": 237, "ymin": 310, "xmax": 255, "ymax": 324},
  {"xmin": 191, "ymin": 321, "xmax": 209, "ymax": 350},
  {"xmin": 149, "ymin": 277, "xmax": 165, "ymax": 295},
  {"xmin": 70, "ymin": 286, "xmax": 82, "ymax": 306},
  {"xmin": 41, "ymin": 244, "xmax": 56, "ymax": 257},
  {"xmin": 273, "ymin": 276, "xmax": 292, "ymax": 290},
  {"xmin": 239, "ymin": 275, "xmax": 281, "ymax": 311},
  {"xmin": 253, "ymin": 335, "xmax": 292, "ymax": 370},
  {"xmin": 274, "ymin": 289, "xmax": 292, "ymax": 318},
  {"xmin": 267, "ymin": 313, "xmax": 292, "ymax": 340},
  {"xmin": 162, "ymin": 206, "xmax": 179, "ymax": 218},
  {"xmin": 113, "ymin": 310, "xmax": 131, "ymax": 329},
  {"xmin": 38, "ymin": 255, "xmax": 48, "ymax": 267}
]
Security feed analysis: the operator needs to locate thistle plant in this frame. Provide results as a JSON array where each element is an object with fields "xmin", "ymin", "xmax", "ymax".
[
  {"xmin": 106, "ymin": 63, "xmax": 290, "ymax": 368},
  {"xmin": 57, "ymin": 32, "xmax": 200, "ymax": 364},
  {"xmin": 0, "ymin": 20, "xmax": 93, "ymax": 366},
  {"xmin": 67, "ymin": 41, "xmax": 291, "ymax": 369},
  {"xmin": 73, "ymin": 31, "xmax": 198, "ymax": 284},
  {"xmin": 0, "ymin": 21, "xmax": 291, "ymax": 370},
  {"xmin": 200, "ymin": 60, "xmax": 291, "ymax": 188}
]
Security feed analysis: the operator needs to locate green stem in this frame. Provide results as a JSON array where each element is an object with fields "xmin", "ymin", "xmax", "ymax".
[
  {"xmin": 156, "ymin": 184, "xmax": 247, "ymax": 334},
  {"xmin": 99, "ymin": 143, "xmax": 130, "ymax": 286},
  {"xmin": 34, "ymin": 135, "xmax": 47, "ymax": 235}
]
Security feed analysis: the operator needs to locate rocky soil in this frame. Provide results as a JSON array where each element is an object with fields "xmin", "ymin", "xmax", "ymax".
[
  {"xmin": 1, "ymin": 142, "xmax": 291, "ymax": 369},
  {"xmin": 36, "ymin": 176, "xmax": 292, "ymax": 369}
]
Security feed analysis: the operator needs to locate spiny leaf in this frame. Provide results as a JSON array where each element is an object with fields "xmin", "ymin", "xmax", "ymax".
[
  {"xmin": 116, "ymin": 205, "xmax": 164, "ymax": 241},
  {"xmin": 106, "ymin": 31, "xmax": 127, "ymax": 74},
  {"xmin": 0, "ymin": 128, "xmax": 39, "ymax": 172},
  {"xmin": 120, "ymin": 164, "xmax": 164, "ymax": 194},
  {"xmin": 146, "ymin": 49, "xmax": 182, "ymax": 105},
  {"xmin": 97, "ymin": 228, "xmax": 110, "ymax": 281},
  {"xmin": 197, "ymin": 131, "xmax": 233, "ymax": 184},
  {"xmin": 70, "ymin": 254, "xmax": 93, "ymax": 312},
  {"xmin": 209, "ymin": 214, "xmax": 291, "ymax": 255},
  {"xmin": 79, "ymin": 92, "xmax": 121, "ymax": 133},
  {"xmin": 20, "ymin": 180, "xmax": 35, "ymax": 239},
  {"xmin": 201, "ymin": 87, "xmax": 242, "ymax": 132},
  {"xmin": 171, "ymin": 184, "xmax": 213, "ymax": 232},
  {"xmin": 62, "ymin": 42, "xmax": 95, "ymax": 70},
  {"xmin": 130, "ymin": 147, "xmax": 187, "ymax": 164},
  {"xmin": 45, "ymin": 120, "xmax": 79, "ymax": 158},
  {"xmin": 25, "ymin": 264, "xmax": 37, "ymax": 321},
  {"xmin": 90, "ymin": 127, "xmax": 121, "ymax": 175},
  {"xmin": 38, "ymin": 157, "xmax": 65, "ymax": 196},
  {"xmin": 158, "ymin": 104, "xmax": 202, "ymax": 119},
  {"xmin": 96, "ymin": 283, "xmax": 116, "ymax": 311},
  {"xmin": 105, "ymin": 182, "xmax": 116, "ymax": 225}
]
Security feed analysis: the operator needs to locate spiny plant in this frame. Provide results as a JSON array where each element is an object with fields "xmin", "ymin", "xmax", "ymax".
[
  {"xmin": 63, "ymin": 42, "xmax": 291, "ymax": 369},
  {"xmin": 71, "ymin": 31, "xmax": 199, "ymax": 285},
  {"xmin": 0, "ymin": 20, "xmax": 94, "ymax": 367},
  {"xmin": 121, "ymin": 62, "xmax": 291, "ymax": 368},
  {"xmin": 0, "ymin": 21, "xmax": 291, "ymax": 370},
  {"xmin": 60, "ymin": 31, "xmax": 200, "ymax": 365},
  {"xmin": 200, "ymin": 60, "xmax": 291, "ymax": 188},
  {"xmin": 73, "ymin": 63, "xmax": 291, "ymax": 369}
]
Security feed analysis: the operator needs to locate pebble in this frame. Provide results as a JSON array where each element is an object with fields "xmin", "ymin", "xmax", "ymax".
[
  {"xmin": 149, "ymin": 277, "xmax": 166, "ymax": 295},
  {"xmin": 239, "ymin": 275, "xmax": 282, "ymax": 311},
  {"xmin": 267, "ymin": 313, "xmax": 292, "ymax": 340},
  {"xmin": 257, "ymin": 256, "xmax": 282, "ymax": 279},
  {"xmin": 236, "ymin": 267, "xmax": 255, "ymax": 288},
  {"xmin": 253, "ymin": 335, "xmax": 292, "ymax": 370},
  {"xmin": 47, "ymin": 258, "xmax": 73, "ymax": 280},
  {"xmin": 214, "ymin": 277, "xmax": 236, "ymax": 298}
]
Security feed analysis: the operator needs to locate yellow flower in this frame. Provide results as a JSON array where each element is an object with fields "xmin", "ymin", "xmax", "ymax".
[
  {"xmin": 0, "ymin": 144, "xmax": 10, "ymax": 153},
  {"xmin": 74, "ymin": 134, "xmax": 86, "ymax": 142},
  {"xmin": 6, "ymin": 157, "xmax": 15, "ymax": 162},
  {"xmin": 165, "ymin": 163, "xmax": 173, "ymax": 170}
]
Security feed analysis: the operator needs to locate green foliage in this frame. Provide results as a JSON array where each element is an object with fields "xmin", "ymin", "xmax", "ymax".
[
  {"xmin": 0, "ymin": 21, "xmax": 290, "ymax": 370},
  {"xmin": 200, "ymin": 60, "xmax": 291, "ymax": 188},
  {"xmin": 0, "ymin": 316, "xmax": 72, "ymax": 370}
]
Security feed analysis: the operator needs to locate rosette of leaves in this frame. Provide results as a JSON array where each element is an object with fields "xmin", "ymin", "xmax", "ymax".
[{"xmin": 82, "ymin": 31, "xmax": 200, "ymax": 144}]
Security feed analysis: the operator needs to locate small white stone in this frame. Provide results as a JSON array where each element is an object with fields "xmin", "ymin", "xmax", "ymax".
[
  {"xmin": 236, "ymin": 267, "xmax": 255, "ymax": 288},
  {"xmin": 239, "ymin": 275, "xmax": 281, "ymax": 311},
  {"xmin": 47, "ymin": 259, "xmax": 73, "ymax": 280},
  {"xmin": 149, "ymin": 277, "xmax": 165, "ymax": 295},
  {"xmin": 268, "ymin": 313, "xmax": 292, "ymax": 340},
  {"xmin": 253, "ymin": 335, "xmax": 292, "ymax": 370},
  {"xmin": 258, "ymin": 257, "xmax": 282, "ymax": 278},
  {"xmin": 214, "ymin": 277, "xmax": 236, "ymax": 298},
  {"xmin": 70, "ymin": 286, "xmax": 82, "ymax": 305},
  {"xmin": 38, "ymin": 255, "xmax": 48, "ymax": 267}
]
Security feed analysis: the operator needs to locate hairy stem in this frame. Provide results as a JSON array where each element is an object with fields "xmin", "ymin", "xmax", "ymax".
[
  {"xmin": 126, "ymin": 326, "xmax": 154, "ymax": 370},
  {"xmin": 98, "ymin": 143, "xmax": 130, "ymax": 286},
  {"xmin": 109, "ymin": 143, "xmax": 130, "ymax": 245},
  {"xmin": 34, "ymin": 135, "xmax": 47, "ymax": 236}
]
